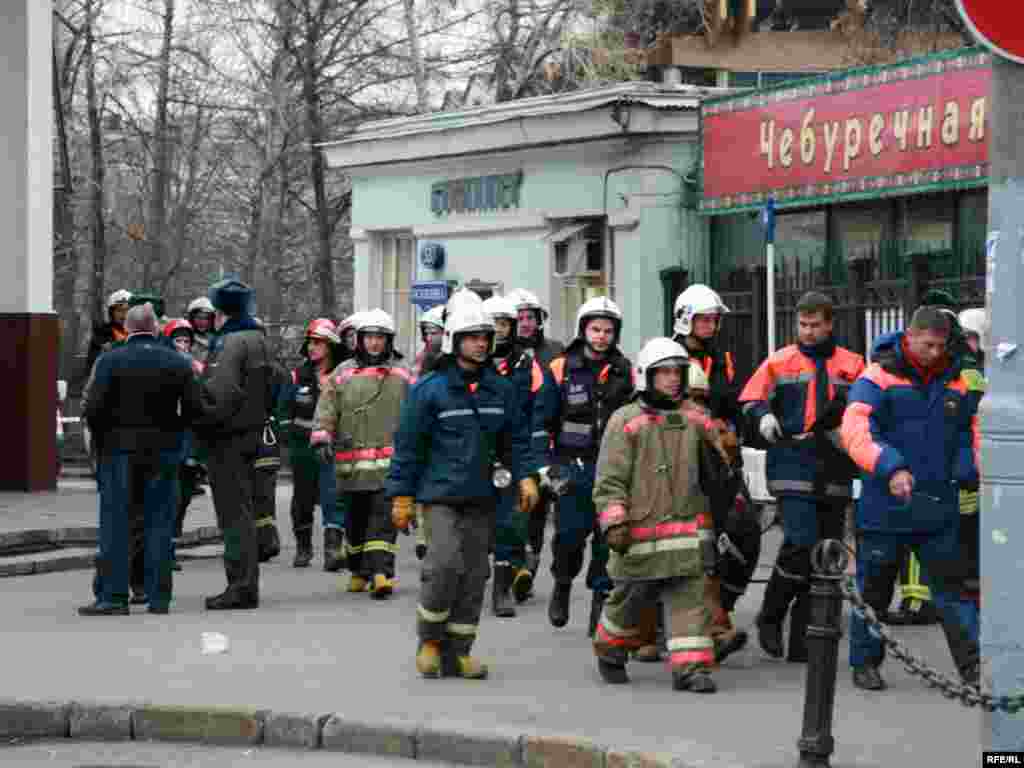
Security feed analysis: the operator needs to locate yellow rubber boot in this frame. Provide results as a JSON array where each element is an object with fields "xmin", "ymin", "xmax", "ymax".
[
  {"xmin": 348, "ymin": 574, "xmax": 369, "ymax": 593},
  {"xmin": 452, "ymin": 655, "xmax": 489, "ymax": 680},
  {"xmin": 371, "ymin": 574, "xmax": 394, "ymax": 599},
  {"xmin": 511, "ymin": 568, "xmax": 534, "ymax": 604},
  {"xmin": 416, "ymin": 641, "xmax": 442, "ymax": 678}
]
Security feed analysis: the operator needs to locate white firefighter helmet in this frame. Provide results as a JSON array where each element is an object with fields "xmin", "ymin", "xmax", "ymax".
[
  {"xmin": 107, "ymin": 289, "xmax": 133, "ymax": 310},
  {"xmin": 446, "ymin": 287, "xmax": 484, "ymax": 315},
  {"xmin": 575, "ymin": 296, "xmax": 623, "ymax": 340},
  {"xmin": 482, "ymin": 295, "xmax": 518, "ymax": 321},
  {"xmin": 673, "ymin": 284, "xmax": 730, "ymax": 337},
  {"xmin": 634, "ymin": 337, "xmax": 689, "ymax": 393},
  {"xmin": 339, "ymin": 311, "xmax": 365, "ymax": 334},
  {"xmin": 507, "ymin": 288, "xmax": 549, "ymax": 323},
  {"xmin": 442, "ymin": 303, "xmax": 495, "ymax": 355},
  {"xmin": 958, "ymin": 307, "xmax": 987, "ymax": 341},
  {"xmin": 419, "ymin": 305, "xmax": 445, "ymax": 330},
  {"xmin": 187, "ymin": 296, "xmax": 215, "ymax": 315},
  {"xmin": 356, "ymin": 308, "xmax": 396, "ymax": 336}
]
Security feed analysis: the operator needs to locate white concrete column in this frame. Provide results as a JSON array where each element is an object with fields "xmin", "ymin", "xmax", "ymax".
[
  {"xmin": 0, "ymin": 0, "xmax": 53, "ymax": 313},
  {"xmin": 0, "ymin": 0, "xmax": 58, "ymax": 491}
]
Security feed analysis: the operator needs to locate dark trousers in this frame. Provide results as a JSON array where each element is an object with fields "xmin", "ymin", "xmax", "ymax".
[
  {"xmin": 759, "ymin": 495, "xmax": 846, "ymax": 625},
  {"xmin": 417, "ymin": 504, "xmax": 493, "ymax": 655},
  {"xmin": 206, "ymin": 433, "xmax": 260, "ymax": 593},
  {"xmin": 95, "ymin": 450, "xmax": 178, "ymax": 609},
  {"xmin": 550, "ymin": 460, "xmax": 611, "ymax": 594},
  {"xmin": 290, "ymin": 452, "xmax": 319, "ymax": 534},
  {"xmin": 347, "ymin": 490, "xmax": 396, "ymax": 578},
  {"xmin": 252, "ymin": 466, "xmax": 277, "ymax": 525}
]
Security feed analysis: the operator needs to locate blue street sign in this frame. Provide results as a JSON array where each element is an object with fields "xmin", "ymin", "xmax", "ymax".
[
  {"xmin": 418, "ymin": 241, "xmax": 446, "ymax": 270},
  {"xmin": 410, "ymin": 281, "xmax": 449, "ymax": 310},
  {"xmin": 762, "ymin": 198, "xmax": 776, "ymax": 243}
]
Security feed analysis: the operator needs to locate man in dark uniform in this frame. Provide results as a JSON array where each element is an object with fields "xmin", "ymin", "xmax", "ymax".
[{"xmin": 196, "ymin": 278, "xmax": 273, "ymax": 610}]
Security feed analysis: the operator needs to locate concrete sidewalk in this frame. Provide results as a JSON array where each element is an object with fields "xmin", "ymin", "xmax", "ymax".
[{"xmin": 0, "ymin": 479, "xmax": 982, "ymax": 768}]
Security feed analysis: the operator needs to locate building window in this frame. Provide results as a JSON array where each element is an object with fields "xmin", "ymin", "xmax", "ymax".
[
  {"xmin": 378, "ymin": 232, "xmax": 416, "ymax": 360},
  {"xmin": 548, "ymin": 219, "xmax": 608, "ymax": 341}
]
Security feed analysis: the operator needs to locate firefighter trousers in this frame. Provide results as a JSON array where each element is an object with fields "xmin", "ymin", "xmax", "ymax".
[
  {"xmin": 416, "ymin": 504, "xmax": 493, "ymax": 655},
  {"xmin": 594, "ymin": 576, "xmax": 713, "ymax": 674},
  {"xmin": 347, "ymin": 490, "xmax": 396, "ymax": 578}
]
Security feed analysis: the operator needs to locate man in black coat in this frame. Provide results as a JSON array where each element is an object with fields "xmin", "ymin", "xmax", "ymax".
[{"xmin": 81, "ymin": 303, "xmax": 202, "ymax": 615}]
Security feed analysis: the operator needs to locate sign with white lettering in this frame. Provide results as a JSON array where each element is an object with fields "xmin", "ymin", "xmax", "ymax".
[
  {"xmin": 700, "ymin": 48, "xmax": 991, "ymax": 215},
  {"xmin": 410, "ymin": 281, "xmax": 449, "ymax": 309}
]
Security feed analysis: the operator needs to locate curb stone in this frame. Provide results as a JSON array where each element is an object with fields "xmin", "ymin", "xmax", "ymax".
[{"xmin": 0, "ymin": 698, "xmax": 694, "ymax": 767}]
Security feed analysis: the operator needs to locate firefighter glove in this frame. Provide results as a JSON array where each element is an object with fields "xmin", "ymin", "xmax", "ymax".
[
  {"xmin": 518, "ymin": 476, "xmax": 540, "ymax": 515},
  {"xmin": 391, "ymin": 496, "xmax": 415, "ymax": 534},
  {"xmin": 605, "ymin": 524, "xmax": 632, "ymax": 555},
  {"xmin": 759, "ymin": 414, "xmax": 783, "ymax": 443}
]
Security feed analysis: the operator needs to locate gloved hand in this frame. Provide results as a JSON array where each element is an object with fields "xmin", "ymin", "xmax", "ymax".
[
  {"xmin": 315, "ymin": 442, "xmax": 334, "ymax": 465},
  {"xmin": 391, "ymin": 496, "xmax": 415, "ymax": 534},
  {"xmin": 759, "ymin": 413, "xmax": 783, "ymax": 443},
  {"xmin": 519, "ymin": 476, "xmax": 540, "ymax": 515},
  {"xmin": 817, "ymin": 395, "xmax": 847, "ymax": 431},
  {"xmin": 605, "ymin": 524, "xmax": 632, "ymax": 555}
]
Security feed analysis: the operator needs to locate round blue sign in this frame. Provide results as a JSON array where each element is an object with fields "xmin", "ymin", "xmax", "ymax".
[{"xmin": 419, "ymin": 241, "xmax": 446, "ymax": 270}]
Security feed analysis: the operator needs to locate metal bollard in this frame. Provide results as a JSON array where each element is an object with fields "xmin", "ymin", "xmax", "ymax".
[{"xmin": 796, "ymin": 539, "xmax": 849, "ymax": 768}]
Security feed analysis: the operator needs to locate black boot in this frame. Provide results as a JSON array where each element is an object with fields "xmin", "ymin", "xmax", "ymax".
[
  {"xmin": 938, "ymin": 608, "xmax": 980, "ymax": 683},
  {"xmin": 548, "ymin": 583, "xmax": 571, "ymax": 628},
  {"xmin": 852, "ymin": 665, "xmax": 886, "ymax": 690},
  {"xmin": 757, "ymin": 566, "xmax": 796, "ymax": 658},
  {"xmin": 293, "ymin": 529, "xmax": 313, "ymax": 568},
  {"xmin": 205, "ymin": 586, "xmax": 259, "ymax": 610},
  {"xmin": 258, "ymin": 525, "xmax": 281, "ymax": 563},
  {"xmin": 323, "ymin": 528, "xmax": 347, "ymax": 572},
  {"xmin": 597, "ymin": 658, "xmax": 629, "ymax": 684},
  {"xmin": 787, "ymin": 592, "xmax": 810, "ymax": 663},
  {"xmin": 673, "ymin": 668, "xmax": 717, "ymax": 693},
  {"xmin": 492, "ymin": 564, "xmax": 516, "ymax": 618},
  {"xmin": 588, "ymin": 591, "xmax": 608, "ymax": 638}
]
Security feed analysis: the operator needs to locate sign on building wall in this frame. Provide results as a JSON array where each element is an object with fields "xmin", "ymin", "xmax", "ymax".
[
  {"xmin": 700, "ymin": 48, "xmax": 991, "ymax": 215},
  {"xmin": 410, "ymin": 281, "xmax": 449, "ymax": 309}
]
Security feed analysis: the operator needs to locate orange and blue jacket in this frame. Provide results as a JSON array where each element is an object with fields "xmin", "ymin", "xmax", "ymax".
[
  {"xmin": 738, "ymin": 341, "xmax": 865, "ymax": 497},
  {"xmin": 840, "ymin": 331, "xmax": 980, "ymax": 533}
]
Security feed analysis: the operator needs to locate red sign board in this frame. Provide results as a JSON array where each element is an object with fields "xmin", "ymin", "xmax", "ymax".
[
  {"xmin": 700, "ymin": 49, "xmax": 991, "ymax": 215},
  {"xmin": 957, "ymin": 0, "xmax": 1024, "ymax": 64}
]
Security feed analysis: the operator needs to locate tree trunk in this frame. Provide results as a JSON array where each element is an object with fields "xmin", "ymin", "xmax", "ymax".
[
  {"xmin": 85, "ymin": 0, "xmax": 108, "ymax": 331},
  {"xmin": 144, "ymin": 0, "xmax": 175, "ymax": 293},
  {"xmin": 402, "ymin": 0, "xmax": 429, "ymax": 112},
  {"xmin": 302, "ymin": 11, "xmax": 336, "ymax": 317}
]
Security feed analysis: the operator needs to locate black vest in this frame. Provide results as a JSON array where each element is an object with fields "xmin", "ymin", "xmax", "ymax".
[
  {"xmin": 555, "ymin": 348, "xmax": 633, "ymax": 460},
  {"xmin": 290, "ymin": 361, "xmax": 322, "ymax": 428}
]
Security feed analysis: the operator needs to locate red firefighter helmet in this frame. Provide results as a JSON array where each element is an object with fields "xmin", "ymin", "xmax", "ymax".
[{"xmin": 305, "ymin": 318, "xmax": 341, "ymax": 344}]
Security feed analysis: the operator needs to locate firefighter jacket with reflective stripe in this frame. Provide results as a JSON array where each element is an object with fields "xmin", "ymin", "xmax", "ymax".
[
  {"xmin": 312, "ymin": 354, "xmax": 411, "ymax": 492},
  {"xmin": 593, "ymin": 400, "xmax": 714, "ymax": 581},
  {"xmin": 840, "ymin": 332, "xmax": 979, "ymax": 534},
  {"xmin": 386, "ymin": 359, "xmax": 538, "ymax": 506},
  {"xmin": 493, "ymin": 345, "xmax": 549, "ymax": 444},
  {"xmin": 536, "ymin": 340, "xmax": 634, "ymax": 464},
  {"xmin": 739, "ymin": 340, "xmax": 865, "ymax": 498},
  {"xmin": 673, "ymin": 336, "xmax": 740, "ymax": 424}
]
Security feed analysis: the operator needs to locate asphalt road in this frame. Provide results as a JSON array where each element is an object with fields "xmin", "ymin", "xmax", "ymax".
[{"xmin": 0, "ymin": 483, "xmax": 984, "ymax": 768}]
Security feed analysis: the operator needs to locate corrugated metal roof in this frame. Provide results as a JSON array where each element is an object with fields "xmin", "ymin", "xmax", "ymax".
[{"xmin": 319, "ymin": 82, "xmax": 724, "ymax": 150}]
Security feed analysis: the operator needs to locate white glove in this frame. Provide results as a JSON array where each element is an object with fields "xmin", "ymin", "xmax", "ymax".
[{"xmin": 760, "ymin": 414, "xmax": 783, "ymax": 443}]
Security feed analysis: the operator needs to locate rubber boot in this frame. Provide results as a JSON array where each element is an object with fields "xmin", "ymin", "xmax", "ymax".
[
  {"xmin": 673, "ymin": 667, "xmax": 717, "ymax": 693},
  {"xmin": 492, "ymin": 564, "xmax": 516, "ymax": 618},
  {"xmin": 787, "ymin": 592, "xmax": 810, "ymax": 663},
  {"xmin": 293, "ymin": 529, "xmax": 313, "ymax": 568},
  {"xmin": 597, "ymin": 658, "xmax": 630, "ymax": 684},
  {"xmin": 756, "ymin": 568, "xmax": 793, "ymax": 658},
  {"xmin": 588, "ymin": 591, "xmax": 608, "ymax": 638},
  {"xmin": 348, "ymin": 574, "xmax": 369, "ymax": 593},
  {"xmin": 511, "ymin": 567, "xmax": 534, "ymax": 604},
  {"xmin": 370, "ymin": 573, "xmax": 394, "ymax": 600},
  {"xmin": 548, "ymin": 582, "xmax": 571, "ymax": 628},
  {"xmin": 323, "ymin": 528, "xmax": 347, "ymax": 573},
  {"xmin": 416, "ymin": 640, "xmax": 442, "ymax": 678},
  {"xmin": 258, "ymin": 524, "xmax": 281, "ymax": 563},
  {"xmin": 707, "ymin": 576, "xmax": 748, "ymax": 664}
]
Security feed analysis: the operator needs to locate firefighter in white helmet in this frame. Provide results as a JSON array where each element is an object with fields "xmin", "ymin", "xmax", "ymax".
[
  {"xmin": 592, "ymin": 337, "xmax": 730, "ymax": 692},
  {"xmin": 186, "ymin": 297, "xmax": 216, "ymax": 364},
  {"xmin": 84, "ymin": 289, "xmax": 133, "ymax": 378},
  {"xmin": 414, "ymin": 305, "xmax": 446, "ymax": 377},
  {"xmin": 534, "ymin": 296, "xmax": 634, "ymax": 635},
  {"xmin": 388, "ymin": 302, "xmax": 539, "ymax": 679},
  {"xmin": 312, "ymin": 309, "xmax": 412, "ymax": 598},
  {"xmin": 481, "ymin": 294, "xmax": 551, "ymax": 617}
]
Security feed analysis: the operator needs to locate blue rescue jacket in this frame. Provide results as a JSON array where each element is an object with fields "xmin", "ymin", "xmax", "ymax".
[
  {"xmin": 386, "ymin": 359, "xmax": 538, "ymax": 506},
  {"xmin": 840, "ymin": 332, "xmax": 979, "ymax": 534}
]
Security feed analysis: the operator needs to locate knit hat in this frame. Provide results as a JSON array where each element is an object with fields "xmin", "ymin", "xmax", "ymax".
[{"xmin": 208, "ymin": 278, "xmax": 254, "ymax": 316}]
